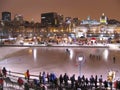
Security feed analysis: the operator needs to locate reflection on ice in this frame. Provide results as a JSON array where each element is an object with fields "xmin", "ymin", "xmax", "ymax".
[
  {"xmin": 103, "ymin": 49, "xmax": 109, "ymax": 61},
  {"xmin": 33, "ymin": 48, "xmax": 37, "ymax": 60},
  {"xmin": 28, "ymin": 48, "xmax": 37, "ymax": 61},
  {"xmin": 28, "ymin": 48, "xmax": 32, "ymax": 54},
  {"xmin": 69, "ymin": 49, "xmax": 74, "ymax": 60},
  {"xmin": 0, "ymin": 47, "xmax": 120, "ymax": 81}
]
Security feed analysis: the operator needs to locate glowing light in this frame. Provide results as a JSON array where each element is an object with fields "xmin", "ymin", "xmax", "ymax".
[
  {"xmin": 29, "ymin": 49, "xmax": 32, "ymax": 54},
  {"xmin": 33, "ymin": 48, "xmax": 37, "ymax": 60},
  {"xmin": 100, "ymin": 34, "xmax": 103, "ymax": 37},
  {"xmin": 69, "ymin": 49, "xmax": 74, "ymax": 60},
  {"xmin": 103, "ymin": 49, "xmax": 109, "ymax": 61},
  {"xmin": 78, "ymin": 57, "xmax": 83, "ymax": 61}
]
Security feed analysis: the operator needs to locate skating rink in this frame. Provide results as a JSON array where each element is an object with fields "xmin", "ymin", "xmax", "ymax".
[{"xmin": 0, "ymin": 46, "xmax": 120, "ymax": 80}]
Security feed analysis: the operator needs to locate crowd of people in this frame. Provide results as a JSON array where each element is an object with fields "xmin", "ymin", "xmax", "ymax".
[
  {"xmin": 37, "ymin": 72, "xmax": 120, "ymax": 90},
  {"xmin": 0, "ymin": 67, "xmax": 120, "ymax": 90}
]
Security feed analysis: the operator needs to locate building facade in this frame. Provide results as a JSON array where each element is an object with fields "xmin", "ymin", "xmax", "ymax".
[
  {"xmin": 2, "ymin": 11, "xmax": 11, "ymax": 21},
  {"xmin": 100, "ymin": 13, "xmax": 108, "ymax": 24},
  {"xmin": 41, "ymin": 12, "xmax": 60, "ymax": 27}
]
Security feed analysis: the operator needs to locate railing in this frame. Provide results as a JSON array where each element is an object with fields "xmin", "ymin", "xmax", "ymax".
[
  {"xmin": 8, "ymin": 71, "xmax": 39, "ymax": 80},
  {"xmin": 3, "ymin": 70, "xmax": 120, "ymax": 90}
]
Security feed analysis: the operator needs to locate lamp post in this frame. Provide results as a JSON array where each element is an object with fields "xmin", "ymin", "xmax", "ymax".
[{"xmin": 78, "ymin": 55, "xmax": 84, "ymax": 77}]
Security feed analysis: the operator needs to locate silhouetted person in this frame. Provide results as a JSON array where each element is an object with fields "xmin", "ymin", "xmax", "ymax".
[
  {"xmin": 47, "ymin": 72, "xmax": 50, "ymax": 83},
  {"xmin": 95, "ymin": 75, "xmax": 98, "ymax": 89},
  {"xmin": 59, "ymin": 74, "xmax": 63, "ymax": 86},
  {"xmin": 70, "ymin": 74, "xmax": 75, "ymax": 88},
  {"xmin": 90, "ymin": 75, "xmax": 94, "ymax": 88},
  {"xmin": 103, "ymin": 80, "xmax": 108, "ymax": 90},
  {"xmin": 78, "ymin": 76, "xmax": 82, "ymax": 87},
  {"xmin": 2, "ymin": 67, "xmax": 7, "ymax": 77},
  {"xmin": 75, "ymin": 80, "xmax": 79, "ymax": 90},
  {"xmin": 113, "ymin": 56, "xmax": 116, "ymax": 64},
  {"xmin": 109, "ymin": 81, "xmax": 112, "ymax": 90},
  {"xmin": 85, "ymin": 78, "xmax": 89, "ymax": 86},
  {"xmin": 25, "ymin": 70, "xmax": 30, "ymax": 82},
  {"xmin": 66, "ymin": 49, "xmax": 70, "ymax": 54},
  {"xmin": 39, "ymin": 72, "xmax": 42, "ymax": 84},
  {"xmin": 99, "ymin": 75, "xmax": 103, "ymax": 89},
  {"xmin": 42, "ymin": 71, "xmax": 46, "ymax": 85},
  {"xmin": 63, "ymin": 73, "xmax": 69, "ymax": 86}
]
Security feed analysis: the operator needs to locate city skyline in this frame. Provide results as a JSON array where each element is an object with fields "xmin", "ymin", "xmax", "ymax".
[{"xmin": 0, "ymin": 0, "xmax": 120, "ymax": 22}]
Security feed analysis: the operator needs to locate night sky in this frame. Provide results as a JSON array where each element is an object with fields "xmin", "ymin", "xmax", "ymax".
[{"xmin": 0, "ymin": 0, "xmax": 120, "ymax": 22}]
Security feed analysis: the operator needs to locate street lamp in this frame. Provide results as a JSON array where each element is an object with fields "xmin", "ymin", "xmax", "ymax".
[{"xmin": 78, "ymin": 55, "xmax": 84, "ymax": 77}]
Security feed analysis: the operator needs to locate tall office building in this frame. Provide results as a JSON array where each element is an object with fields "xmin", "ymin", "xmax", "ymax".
[
  {"xmin": 41, "ymin": 12, "xmax": 60, "ymax": 27},
  {"xmin": 14, "ymin": 14, "xmax": 23, "ymax": 21},
  {"xmin": 2, "ymin": 11, "xmax": 11, "ymax": 21},
  {"xmin": 13, "ymin": 14, "xmax": 24, "ymax": 24},
  {"xmin": 57, "ymin": 14, "xmax": 64, "ymax": 25}
]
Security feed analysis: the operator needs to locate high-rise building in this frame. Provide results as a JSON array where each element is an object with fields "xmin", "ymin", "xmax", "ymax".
[
  {"xmin": 41, "ymin": 12, "xmax": 60, "ymax": 27},
  {"xmin": 57, "ymin": 14, "xmax": 64, "ymax": 25},
  {"xmin": 2, "ymin": 11, "xmax": 11, "ymax": 21},
  {"xmin": 14, "ymin": 14, "xmax": 23, "ymax": 21},
  {"xmin": 13, "ymin": 14, "xmax": 24, "ymax": 24}
]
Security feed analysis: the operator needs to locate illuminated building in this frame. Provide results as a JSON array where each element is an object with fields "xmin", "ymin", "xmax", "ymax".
[
  {"xmin": 65, "ymin": 17, "xmax": 72, "ymax": 24},
  {"xmin": 73, "ymin": 25, "xmax": 88, "ymax": 38},
  {"xmin": 14, "ymin": 14, "xmax": 24, "ymax": 23},
  {"xmin": 72, "ymin": 24, "xmax": 120, "ymax": 42},
  {"xmin": 100, "ymin": 13, "xmax": 108, "ymax": 24},
  {"xmin": 41, "ymin": 12, "xmax": 60, "ymax": 27},
  {"xmin": 81, "ymin": 16, "xmax": 100, "ymax": 25},
  {"xmin": 64, "ymin": 17, "xmax": 73, "ymax": 32},
  {"xmin": 57, "ymin": 14, "xmax": 64, "ymax": 25},
  {"xmin": 2, "ymin": 11, "xmax": 11, "ymax": 21},
  {"xmin": 115, "ymin": 25, "xmax": 120, "ymax": 33},
  {"xmin": 73, "ymin": 18, "xmax": 80, "ymax": 26}
]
